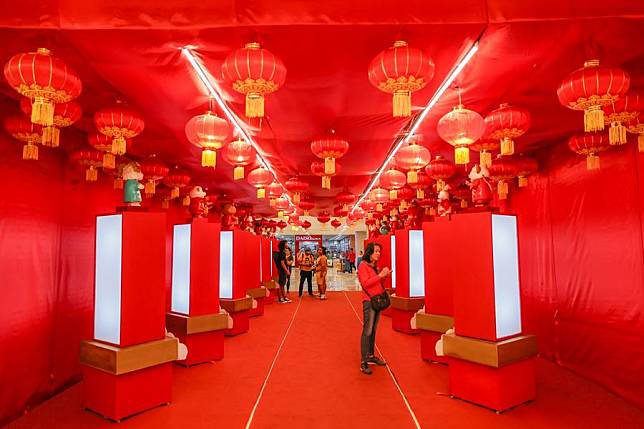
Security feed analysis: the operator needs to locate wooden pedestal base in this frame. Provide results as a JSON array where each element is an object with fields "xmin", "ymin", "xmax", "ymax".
[
  {"xmin": 415, "ymin": 311, "xmax": 454, "ymax": 363},
  {"xmin": 166, "ymin": 312, "xmax": 229, "ymax": 366},
  {"xmin": 420, "ymin": 331, "xmax": 448, "ymax": 364},
  {"xmin": 220, "ymin": 296, "xmax": 253, "ymax": 336},
  {"xmin": 390, "ymin": 296, "xmax": 424, "ymax": 334},
  {"xmin": 247, "ymin": 287, "xmax": 269, "ymax": 317}
]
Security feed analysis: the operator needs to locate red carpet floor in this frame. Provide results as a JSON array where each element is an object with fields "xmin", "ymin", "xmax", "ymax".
[{"xmin": 6, "ymin": 292, "xmax": 644, "ymax": 428}]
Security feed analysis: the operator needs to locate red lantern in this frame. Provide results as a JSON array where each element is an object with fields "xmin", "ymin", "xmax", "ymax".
[
  {"xmin": 223, "ymin": 139, "xmax": 254, "ymax": 179},
  {"xmin": 437, "ymin": 104, "xmax": 485, "ymax": 164},
  {"xmin": 94, "ymin": 105, "xmax": 144, "ymax": 156},
  {"xmin": 409, "ymin": 171, "xmax": 432, "ymax": 199},
  {"xmin": 514, "ymin": 155, "xmax": 538, "ymax": 187},
  {"xmin": 274, "ymin": 197, "xmax": 290, "ymax": 217},
  {"xmin": 359, "ymin": 200, "xmax": 376, "ymax": 218},
  {"xmin": 368, "ymin": 41, "xmax": 435, "ymax": 117},
  {"xmin": 70, "ymin": 150, "xmax": 103, "ymax": 182},
  {"xmin": 484, "ymin": 103, "xmax": 531, "ymax": 156},
  {"xmin": 140, "ymin": 155, "xmax": 170, "ymax": 197},
  {"xmin": 285, "ymin": 177, "xmax": 309, "ymax": 204},
  {"xmin": 164, "ymin": 168, "xmax": 191, "ymax": 199},
  {"xmin": 266, "ymin": 181, "xmax": 284, "ymax": 205},
  {"xmin": 568, "ymin": 133, "xmax": 610, "ymax": 171},
  {"xmin": 277, "ymin": 220, "xmax": 287, "ymax": 230},
  {"xmin": 452, "ymin": 184, "xmax": 471, "ymax": 209},
  {"xmin": 4, "ymin": 48, "xmax": 82, "ymax": 126},
  {"xmin": 425, "ymin": 156, "xmax": 455, "ymax": 191},
  {"xmin": 311, "ymin": 160, "xmax": 341, "ymax": 189},
  {"xmin": 88, "ymin": 133, "xmax": 132, "ymax": 170},
  {"xmin": 603, "ymin": 92, "xmax": 642, "ymax": 145},
  {"xmin": 20, "ymin": 98, "xmax": 81, "ymax": 147},
  {"xmin": 488, "ymin": 156, "xmax": 518, "ymax": 199},
  {"xmin": 247, "ymin": 167, "xmax": 273, "ymax": 199},
  {"xmin": 185, "ymin": 111, "xmax": 230, "ymax": 168},
  {"xmin": 4, "ymin": 115, "xmax": 42, "ymax": 160},
  {"xmin": 317, "ymin": 212, "xmax": 331, "ymax": 225},
  {"xmin": 380, "ymin": 168, "xmax": 406, "ymax": 200},
  {"xmin": 222, "ymin": 42, "xmax": 286, "ymax": 118},
  {"xmin": 469, "ymin": 139, "xmax": 500, "ymax": 168},
  {"xmin": 310, "ymin": 132, "xmax": 349, "ymax": 175},
  {"xmin": 301, "ymin": 220, "xmax": 312, "ymax": 230},
  {"xmin": 348, "ymin": 207, "xmax": 365, "ymax": 222},
  {"xmin": 370, "ymin": 187, "xmax": 389, "ymax": 212},
  {"xmin": 298, "ymin": 198, "xmax": 315, "ymax": 216},
  {"xmin": 626, "ymin": 118, "xmax": 644, "ymax": 152},
  {"xmin": 335, "ymin": 190, "xmax": 355, "ymax": 211},
  {"xmin": 334, "ymin": 205, "xmax": 349, "ymax": 219},
  {"xmin": 395, "ymin": 139, "xmax": 431, "ymax": 184},
  {"xmin": 396, "ymin": 186, "xmax": 415, "ymax": 211},
  {"xmin": 557, "ymin": 60, "xmax": 630, "ymax": 132},
  {"xmin": 330, "ymin": 219, "xmax": 342, "ymax": 229}
]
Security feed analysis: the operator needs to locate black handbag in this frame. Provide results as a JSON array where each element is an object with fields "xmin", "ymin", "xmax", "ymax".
[{"xmin": 361, "ymin": 265, "xmax": 391, "ymax": 311}]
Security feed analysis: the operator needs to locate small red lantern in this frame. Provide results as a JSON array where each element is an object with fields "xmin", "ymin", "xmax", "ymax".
[
  {"xmin": 469, "ymin": 139, "xmax": 500, "ymax": 168},
  {"xmin": 603, "ymin": 93, "xmax": 642, "ymax": 145},
  {"xmin": 380, "ymin": 168, "xmax": 406, "ymax": 200},
  {"xmin": 4, "ymin": 115, "xmax": 42, "ymax": 160},
  {"xmin": 70, "ymin": 150, "xmax": 103, "ymax": 182},
  {"xmin": 285, "ymin": 177, "xmax": 309, "ymax": 204},
  {"xmin": 514, "ymin": 155, "xmax": 538, "ymax": 187},
  {"xmin": 568, "ymin": 133, "xmax": 610, "ymax": 171},
  {"xmin": 310, "ymin": 131, "xmax": 349, "ymax": 175},
  {"xmin": 488, "ymin": 156, "xmax": 518, "ymax": 199},
  {"xmin": 452, "ymin": 184, "xmax": 471, "ymax": 209},
  {"xmin": 626, "ymin": 118, "xmax": 644, "ymax": 152},
  {"xmin": 88, "ymin": 133, "xmax": 132, "ymax": 170},
  {"xmin": 334, "ymin": 205, "xmax": 349, "ymax": 219},
  {"xmin": 409, "ymin": 171, "xmax": 432, "ymax": 199},
  {"xmin": 140, "ymin": 155, "xmax": 170, "ymax": 197},
  {"xmin": 484, "ymin": 103, "xmax": 531, "ymax": 156},
  {"xmin": 247, "ymin": 167, "xmax": 273, "ymax": 199},
  {"xmin": 360, "ymin": 200, "xmax": 376, "ymax": 218},
  {"xmin": 20, "ymin": 98, "xmax": 81, "ymax": 147},
  {"xmin": 277, "ymin": 220, "xmax": 287, "ymax": 230},
  {"xmin": 222, "ymin": 42, "xmax": 287, "ymax": 118},
  {"xmin": 301, "ymin": 220, "xmax": 312, "ymax": 230},
  {"xmin": 368, "ymin": 41, "xmax": 435, "ymax": 117},
  {"xmin": 94, "ymin": 105, "xmax": 144, "ymax": 156},
  {"xmin": 437, "ymin": 104, "xmax": 485, "ymax": 164},
  {"xmin": 185, "ymin": 111, "xmax": 230, "ymax": 168},
  {"xmin": 164, "ymin": 168, "xmax": 191, "ymax": 199},
  {"xmin": 331, "ymin": 219, "xmax": 342, "ymax": 229},
  {"xmin": 335, "ymin": 189, "xmax": 355, "ymax": 212},
  {"xmin": 425, "ymin": 156, "xmax": 455, "ymax": 191},
  {"xmin": 317, "ymin": 211, "xmax": 331, "ymax": 226},
  {"xmin": 557, "ymin": 60, "xmax": 630, "ymax": 132},
  {"xmin": 223, "ymin": 139, "xmax": 254, "ymax": 179},
  {"xmin": 298, "ymin": 198, "xmax": 315, "ymax": 216},
  {"xmin": 274, "ymin": 197, "xmax": 290, "ymax": 217},
  {"xmin": 396, "ymin": 186, "xmax": 415, "ymax": 211},
  {"xmin": 4, "ymin": 48, "xmax": 82, "ymax": 126},
  {"xmin": 266, "ymin": 181, "xmax": 283, "ymax": 204},
  {"xmin": 395, "ymin": 138, "xmax": 431, "ymax": 184},
  {"xmin": 370, "ymin": 187, "xmax": 389, "ymax": 212},
  {"xmin": 311, "ymin": 160, "xmax": 341, "ymax": 189}
]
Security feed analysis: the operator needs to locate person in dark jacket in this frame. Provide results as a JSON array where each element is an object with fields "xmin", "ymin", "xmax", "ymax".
[{"xmin": 274, "ymin": 241, "xmax": 292, "ymax": 303}]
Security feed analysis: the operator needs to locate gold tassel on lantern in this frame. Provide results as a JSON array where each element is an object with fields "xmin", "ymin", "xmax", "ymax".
[
  {"xmin": 171, "ymin": 186, "xmax": 180, "ymax": 199},
  {"xmin": 182, "ymin": 196, "xmax": 190, "ymax": 206},
  {"xmin": 86, "ymin": 166, "xmax": 98, "ymax": 182},
  {"xmin": 161, "ymin": 199, "xmax": 170, "ymax": 209},
  {"xmin": 112, "ymin": 137, "xmax": 127, "ymax": 156},
  {"xmin": 145, "ymin": 180, "xmax": 156, "ymax": 197},
  {"xmin": 639, "ymin": 135, "xmax": 644, "ymax": 153},
  {"xmin": 436, "ymin": 180, "xmax": 445, "ymax": 192},
  {"xmin": 367, "ymin": 212, "xmax": 373, "ymax": 219},
  {"xmin": 202, "ymin": 148, "xmax": 216, "ymax": 168},
  {"xmin": 245, "ymin": 93, "xmax": 264, "ymax": 118},
  {"xmin": 407, "ymin": 170, "xmax": 418, "ymax": 184},
  {"xmin": 257, "ymin": 188, "xmax": 266, "ymax": 199},
  {"xmin": 376, "ymin": 203, "xmax": 383, "ymax": 212},
  {"xmin": 389, "ymin": 189, "xmax": 397, "ymax": 200},
  {"xmin": 393, "ymin": 90, "xmax": 412, "ymax": 117},
  {"xmin": 416, "ymin": 188, "xmax": 425, "ymax": 199},
  {"xmin": 42, "ymin": 126, "xmax": 60, "ymax": 147},
  {"xmin": 429, "ymin": 207, "xmax": 437, "ymax": 216},
  {"xmin": 293, "ymin": 193, "xmax": 301, "ymax": 204},
  {"xmin": 480, "ymin": 151, "xmax": 492, "ymax": 168},
  {"xmin": 102, "ymin": 153, "xmax": 116, "ymax": 169},
  {"xmin": 586, "ymin": 154, "xmax": 600, "ymax": 170},
  {"xmin": 497, "ymin": 180, "xmax": 508, "ymax": 199},
  {"xmin": 454, "ymin": 146, "xmax": 469, "ymax": 165},
  {"xmin": 324, "ymin": 157, "xmax": 336, "ymax": 175},
  {"xmin": 608, "ymin": 122, "xmax": 627, "ymax": 145},
  {"xmin": 584, "ymin": 105, "xmax": 605, "ymax": 132},
  {"xmin": 278, "ymin": 211, "xmax": 284, "ymax": 218},
  {"xmin": 22, "ymin": 142, "xmax": 39, "ymax": 160},
  {"xmin": 400, "ymin": 200, "xmax": 408, "ymax": 211},
  {"xmin": 234, "ymin": 166, "xmax": 244, "ymax": 180},
  {"xmin": 31, "ymin": 96, "xmax": 54, "ymax": 126},
  {"xmin": 113, "ymin": 177, "xmax": 124, "ymax": 190},
  {"xmin": 322, "ymin": 176, "xmax": 331, "ymax": 190},
  {"xmin": 460, "ymin": 199, "xmax": 468, "ymax": 208},
  {"xmin": 500, "ymin": 137, "xmax": 514, "ymax": 156},
  {"xmin": 518, "ymin": 176, "xmax": 528, "ymax": 187}
]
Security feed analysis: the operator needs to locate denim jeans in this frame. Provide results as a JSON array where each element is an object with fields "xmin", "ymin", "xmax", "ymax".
[{"xmin": 361, "ymin": 301, "xmax": 380, "ymax": 362}]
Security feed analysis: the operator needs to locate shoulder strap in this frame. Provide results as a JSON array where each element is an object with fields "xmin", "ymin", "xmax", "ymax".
[{"xmin": 358, "ymin": 263, "xmax": 380, "ymax": 298}]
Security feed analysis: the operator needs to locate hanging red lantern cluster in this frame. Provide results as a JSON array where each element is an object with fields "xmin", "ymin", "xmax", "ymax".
[
  {"xmin": 469, "ymin": 139, "xmax": 500, "ymax": 168},
  {"xmin": 514, "ymin": 155, "xmax": 538, "ymax": 187},
  {"xmin": 311, "ymin": 160, "xmax": 341, "ymax": 190},
  {"xmin": 70, "ymin": 150, "xmax": 103, "ymax": 182},
  {"xmin": 484, "ymin": 103, "xmax": 531, "ymax": 156},
  {"xmin": 488, "ymin": 156, "xmax": 518, "ymax": 199},
  {"xmin": 88, "ymin": 133, "xmax": 131, "ymax": 169},
  {"xmin": 247, "ymin": 166, "xmax": 273, "ymax": 199},
  {"xmin": 311, "ymin": 132, "xmax": 349, "ymax": 176},
  {"xmin": 437, "ymin": 103, "xmax": 485, "ymax": 164},
  {"xmin": 602, "ymin": 92, "xmax": 642, "ymax": 146},
  {"xmin": 425, "ymin": 156, "xmax": 455, "ymax": 191},
  {"xmin": 380, "ymin": 168, "xmax": 406, "ymax": 200},
  {"xmin": 94, "ymin": 105, "xmax": 144, "ymax": 156},
  {"xmin": 20, "ymin": 98, "xmax": 81, "ymax": 148},
  {"xmin": 4, "ymin": 48, "xmax": 82, "ymax": 127},
  {"xmin": 567, "ymin": 133, "xmax": 610, "ymax": 171},
  {"xmin": 140, "ymin": 155, "xmax": 170, "ymax": 197},
  {"xmin": 368, "ymin": 41, "xmax": 435, "ymax": 117},
  {"xmin": 285, "ymin": 177, "xmax": 309, "ymax": 204},
  {"xmin": 395, "ymin": 138, "xmax": 431, "ymax": 184},
  {"xmin": 223, "ymin": 139, "xmax": 254, "ymax": 179},
  {"xmin": 222, "ymin": 42, "xmax": 286, "ymax": 118},
  {"xmin": 164, "ymin": 168, "xmax": 191, "ymax": 199},
  {"xmin": 4, "ymin": 115, "xmax": 41, "ymax": 160},
  {"xmin": 185, "ymin": 110, "xmax": 230, "ymax": 168},
  {"xmin": 557, "ymin": 60, "xmax": 630, "ymax": 132}
]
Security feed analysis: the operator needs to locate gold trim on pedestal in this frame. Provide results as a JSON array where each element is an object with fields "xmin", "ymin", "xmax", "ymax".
[
  {"xmin": 416, "ymin": 311, "xmax": 454, "ymax": 333},
  {"xmin": 262, "ymin": 279, "xmax": 278, "ymax": 290},
  {"xmin": 443, "ymin": 334, "xmax": 537, "ymax": 368},
  {"xmin": 390, "ymin": 295, "xmax": 425, "ymax": 312},
  {"xmin": 166, "ymin": 310, "xmax": 229, "ymax": 335},
  {"xmin": 247, "ymin": 287, "xmax": 268, "ymax": 299},
  {"xmin": 80, "ymin": 337, "xmax": 178, "ymax": 375},
  {"xmin": 220, "ymin": 295, "xmax": 253, "ymax": 313}
]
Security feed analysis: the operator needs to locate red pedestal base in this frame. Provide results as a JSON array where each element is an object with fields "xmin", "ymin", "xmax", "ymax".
[
  {"xmin": 420, "ymin": 331, "xmax": 449, "ymax": 364},
  {"xmin": 225, "ymin": 310, "xmax": 250, "ymax": 336},
  {"xmin": 249, "ymin": 297, "xmax": 265, "ymax": 317},
  {"xmin": 448, "ymin": 357, "xmax": 536, "ymax": 412},
  {"xmin": 381, "ymin": 306, "xmax": 392, "ymax": 317},
  {"xmin": 175, "ymin": 330, "xmax": 224, "ymax": 366},
  {"xmin": 391, "ymin": 308, "xmax": 419, "ymax": 335},
  {"xmin": 81, "ymin": 363, "xmax": 172, "ymax": 421},
  {"xmin": 265, "ymin": 290, "xmax": 276, "ymax": 305}
]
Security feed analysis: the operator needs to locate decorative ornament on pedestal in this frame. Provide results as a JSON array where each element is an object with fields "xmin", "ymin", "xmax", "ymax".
[
  {"xmin": 395, "ymin": 137, "xmax": 431, "ymax": 183},
  {"xmin": 437, "ymin": 98, "xmax": 485, "ymax": 164},
  {"xmin": 189, "ymin": 186, "xmax": 207, "ymax": 218},
  {"xmin": 4, "ymin": 115, "xmax": 42, "ymax": 160},
  {"xmin": 425, "ymin": 156, "xmax": 456, "ymax": 191},
  {"xmin": 140, "ymin": 155, "xmax": 169, "ymax": 197},
  {"xmin": 437, "ymin": 185, "xmax": 452, "ymax": 216},
  {"xmin": 71, "ymin": 150, "xmax": 103, "ymax": 182},
  {"xmin": 488, "ymin": 156, "xmax": 518, "ymax": 200},
  {"xmin": 468, "ymin": 164, "xmax": 493, "ymax": 206},
  {"xmin": 4, "ymin": 47, "xmax": 82, "ymax": 126},
  {"xmin": 311, "ymin": 131, "xmax": 349, "ymax": 175},
  {"xmin": 483, "ymin": 103, "xmax": 531, "ymax": 156},
  {"xmin": 20, "ymin": 98, "xmax": 81, "ymax": 148},
  {"xmin": 223, "ymin": 139, "xmax": 254, "ymax": 179},
  {"xmin": 122, "ymin": 161, "xmax": 144, "ymax": 206},
  {"xmin": 221, "ymin": 203, "xmax": 237, "ymax": 231},
  {"xmin": 602, "ymin": 92, "xmax": 642, "ymax": 146},
  {"xmin": 185, "ymin": 109, "xmax": 230, "ymax": 168},
  {"xmin": 368, "ymin": 41, "xmax": 435, "ymax": 117},
  {"xmin": 94, "ymin": 104, "xmax": 144, "ymax": 156},
  {"xmin": 568, "ymin": 133, "xmax": 611, "ymax": 170},
  {"xmin": 557, "ymin": 60, "xmax": 630, "ymax": 132},
  {"xmin": 247, "ymin": 167, "xmax": 273, "ymax": 199},
  {"xmin": 311, "ymin": 160, "xmax": 341, "ymax": 190}
]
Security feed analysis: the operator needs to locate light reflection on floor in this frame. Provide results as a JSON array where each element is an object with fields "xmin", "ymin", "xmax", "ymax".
[{"xmin": 285, "ymin": 268, "xmax": 360, "ymax": 293}]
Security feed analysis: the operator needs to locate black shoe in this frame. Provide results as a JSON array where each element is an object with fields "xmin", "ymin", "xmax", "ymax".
[
  {"xmin": 367, "ymin": 356, "xmax": 387, "ymax": 366},
  {"xmin": 360, "ymin": 362, "xmax": 372, "ymax": 375}
]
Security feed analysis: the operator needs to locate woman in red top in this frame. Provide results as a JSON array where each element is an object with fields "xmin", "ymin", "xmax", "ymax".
[{"xmin": 357, "ymin": 242, "xmax": 390, "ymax": 374}]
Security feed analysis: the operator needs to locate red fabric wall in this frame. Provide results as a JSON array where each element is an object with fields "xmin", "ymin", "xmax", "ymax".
[{"xmin": 513, "ymin": 142, "xmax": 644, "ymax": 409}]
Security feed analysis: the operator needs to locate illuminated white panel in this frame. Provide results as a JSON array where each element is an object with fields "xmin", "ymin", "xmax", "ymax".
[
  {"xmin": 390, "ymin": 235, "xmax": 397, "ymax": 289},
  {"xmin": 219, "ymin": 231, "xmax": 233, "ymax": 299},
  {"xmin": 269, "ymin": 241, "xmax": 273, "ymax": 276},
  {"xmin": 408, "ymin": 230, "xmax": 425, "ymax": 297},
  {"xmin": 492, "ymin": 215, "xmax": 522, "ymax": 338},
  {"xmin": 259, "ymin": 241, "xmax": 263, "ymax": 280},
  {"xmin": 94, "ymin": 215, "xmax": 123, "ymax": 344},
  {"xmin": 171, "ymin": 224, "xmax": 192, "ymax": 315}
]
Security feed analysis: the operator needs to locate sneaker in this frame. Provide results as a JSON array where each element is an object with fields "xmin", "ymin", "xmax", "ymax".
[
  {"xmin": 360, "ymin": 362, "xmax": 372, "ymax": 375},
  {"xmin": 278, "ymin": 299, "xmax": 287, "ymax": 304},
  {"xmin": 367, "ymin": 356, "xmax": 386, "ymax": 366},
  {"xmin": 285, "ymin": 297, "xmax": 292, "ymax": 302}
]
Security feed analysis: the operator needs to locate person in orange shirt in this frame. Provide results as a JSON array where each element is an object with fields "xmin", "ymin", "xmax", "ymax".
[
  {"xmin": 298, "ymin": 248, "xmax": 315, "ymax": 297},
  {"xmin": 315, "ymin": 247, "xmax": 328, "ymax": 300}
]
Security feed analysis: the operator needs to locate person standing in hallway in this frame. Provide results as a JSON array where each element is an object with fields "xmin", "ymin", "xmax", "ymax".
[
  {"xmin": 315, "ymin": 247, "xmax": 328, "ymax": 300},
  {"xmin": 284, "ymin": 246, "xmax": 294, "ymax": 295},
  {"xmin": 274, "ymin": 240, "xmax": 292, "ymax": 303},
  {"xmin": 357, "ymin": 242, "xmax": 389, "ymax": 374},
  {"xmin": 347, "ymin": 247, "xmax": 356, "ymax": 273},
  {"xmin": 297, "ymin": 248, "xmax": 315, "ymax": 297},
  {"xmin": 356, "ymin": 250, "xmax": 363, "ymax": 269}
]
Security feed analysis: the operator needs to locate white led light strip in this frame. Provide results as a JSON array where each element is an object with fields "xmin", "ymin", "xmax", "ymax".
[
  {"xmin": 181, "ymin": 48, "xmax": 295, "ymax": 206},
  {"xmin": 351, "ymin": 41, "xmax": 479, "ymax": 213}
]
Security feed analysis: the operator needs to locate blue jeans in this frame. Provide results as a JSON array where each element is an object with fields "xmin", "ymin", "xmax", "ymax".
[{"xmin": 361, "ymin": 301, "xmax": 380, "ymax": 362}]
